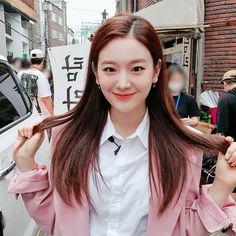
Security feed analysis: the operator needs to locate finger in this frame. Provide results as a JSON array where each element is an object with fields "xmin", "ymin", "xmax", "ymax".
[
  {"xmin": 21, "ymin": 122, "xmax": 41, "ymax": 139},
  {"xmin": 22, "ymin": 126, "xmax": 29, "ymax": 138},
  {"xmin": 225, "ymin": 136, "xmax": 234, "ymax": 144},
  {"xmin": 227, "ymin": 151, "xmax": 236, "ymax": 163},
  {"xmin": 225, "ymin": 142, "xmax": 236, "ymax": 160},
  {"xmin": 230, "ymin": 161, "xmax": 236, "ymax": 167},
  {"xmin": 26, "ymin": 123, "xmax": 35, "ymax": 139},
  {"xmin": 17, "ymin": 126, "xmax": 27, "ymax": 139}
]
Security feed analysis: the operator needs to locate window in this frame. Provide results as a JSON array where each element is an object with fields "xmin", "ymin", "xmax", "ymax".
[
  {"xmin": 51, "ymin": 12, "xmax": 57, "ymax": 22},
  {"xmin": 52, "ymin": 30, "xmax": 63, "ymax": 41},
  {"xmin": 52, "ymin": 29, "xmax": 57, "ymax": 39},
  {"xmin": 58, "ymin": 16, "xmax": 63, "ymax": 25},
  {"xmin": 21, "ymin": 20, "xmax": 28, "ymax": 29},
  {"xmin": 0, "ymin": 63, "xmax": 30, "ymax": 132},
  {"xmin": 59, "ymin": 32, "xmax": 63, "ymax": 41},
  {"xmin": 52, "ymin": 30, "xmax": 59, "ymax": 39}
]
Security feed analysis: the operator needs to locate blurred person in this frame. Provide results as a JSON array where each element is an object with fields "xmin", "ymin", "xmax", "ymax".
[
  {"xmin": 17, "ymin": 58, "xmax": 31, "ymax": 79},
  {"xmin": 217, "ymin": 70, "xmax": 236, "ymax": 141},
  {"xmin": 43, "ymin": 68, "xmax": 54, "ymax": 102},
  {"xmin": 18, "ymin": 49, "xmax": 53, "ymax": 118},
  {"xmin": 9, "ymin": 57, "xmax": 22, "ymax": 73},
  {"xmin": 168, "ymin": 64, "xmax": 200, "ymax": 127},
  {"xmin": 217, "ymin": 70, "xmax": 236, "ymax": 200}
]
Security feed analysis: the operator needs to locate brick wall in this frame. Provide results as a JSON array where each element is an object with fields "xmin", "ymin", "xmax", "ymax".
[
  {"xmin": 203, "ymin": 0, "xmax": 236, "ymax": 91},
  {"xmin": 47, "ymin": 3, "xmax": 67, "ymax": 47},
  {"xmin": 137, "ymin": 0, "xmax": 159, "ymax": 10}
]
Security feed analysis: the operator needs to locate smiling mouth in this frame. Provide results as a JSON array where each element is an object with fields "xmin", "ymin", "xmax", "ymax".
[{"xmin": 112, "ymin": 92, "xmax": 136, "ymax": 99}]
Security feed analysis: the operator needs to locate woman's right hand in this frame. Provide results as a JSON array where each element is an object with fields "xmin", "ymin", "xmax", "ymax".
[{"xmin": 13, "ymin": 122, "xmax": 45, "ymax": 172}]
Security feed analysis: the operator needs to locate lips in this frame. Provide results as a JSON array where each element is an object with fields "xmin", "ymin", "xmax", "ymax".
[{"xmin": 112, "ymin": 92, "xmax": 136, "ymax": 100}]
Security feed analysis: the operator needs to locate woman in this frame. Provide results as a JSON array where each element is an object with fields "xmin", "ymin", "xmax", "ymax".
[
  {"xmin": 9, "ymin": 14, "xmax": 236, "ymax": 235},
  {"xmin": 168, "ymin": 64, "xmax": 200, "ymax": 127}
]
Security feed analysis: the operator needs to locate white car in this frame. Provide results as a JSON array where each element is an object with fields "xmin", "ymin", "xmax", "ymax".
[{"xmin": 0, "ymin": 57, "xmax": 50, "ymax": 236}]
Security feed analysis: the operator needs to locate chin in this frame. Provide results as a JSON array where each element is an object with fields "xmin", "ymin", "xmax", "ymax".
[
  {"xmin": 110, "ymin": 104, "xmax": 137, "ymax": 114},
  {"xmin": 111, "ymin": 102, "xmax": 145, "ymax": 114}
]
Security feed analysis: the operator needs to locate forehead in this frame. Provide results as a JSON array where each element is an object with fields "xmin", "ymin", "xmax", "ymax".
[{"xmin": 98, "ymin": 37, "xmax": 152, "ymax": 65}]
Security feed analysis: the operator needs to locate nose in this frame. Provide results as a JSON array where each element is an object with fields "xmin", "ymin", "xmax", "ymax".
[{"xmin": 116, "ymin": 71, "xmax": 131, "ymax": 89}]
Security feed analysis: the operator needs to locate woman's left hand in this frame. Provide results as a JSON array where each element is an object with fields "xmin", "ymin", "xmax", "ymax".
[
  {"xmin": 224, "ymin": 137, "xmax": 236, "ymax": 167},
  {"xmin": 215, "ymin": 137, "xmax": 236, "ymax": 189}
]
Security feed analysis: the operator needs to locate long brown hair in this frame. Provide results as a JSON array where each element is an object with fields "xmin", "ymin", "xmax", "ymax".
[{"xmin": 37, "ymin": 14, "xmax": 228, "ymax": 214}]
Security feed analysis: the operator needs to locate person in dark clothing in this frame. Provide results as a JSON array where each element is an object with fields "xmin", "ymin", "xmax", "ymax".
[
  {"xmin": 167, "ymin": 64, "xmax": 201, "ymax": 127},
  {"xmin": 217, "ymin": 70, "xmax": 236, "ymax": 141},
  {"xmin": 9, "ymin": 57, "xmax": 22, "ymax": 73},
  {"xmin": 217, "ymin": 70, "xmax": 236, "ymax": 198}
]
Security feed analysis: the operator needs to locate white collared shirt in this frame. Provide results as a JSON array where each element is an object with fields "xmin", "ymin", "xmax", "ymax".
[{"xmin": 89, "ymin": 111, "xmax": 150, "ymax": 236}]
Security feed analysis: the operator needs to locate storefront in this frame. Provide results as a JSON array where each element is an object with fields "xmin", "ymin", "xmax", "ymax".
[{"xmin": 134, "ymin": 0, "xmax": 205, "ymax": 99}]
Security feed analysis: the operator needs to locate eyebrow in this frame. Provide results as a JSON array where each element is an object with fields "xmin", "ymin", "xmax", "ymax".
[{"xmin": 101, "ymin": 59, "xmax": 147, "ymax": 65}]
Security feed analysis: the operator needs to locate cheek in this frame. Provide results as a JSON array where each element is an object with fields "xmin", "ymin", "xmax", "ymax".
[
  {"xmin": 100, "ymin": 78, "xmax": 115, "ymax": 91},
  {"xmin": 135, "ymin": 72, "xmax": 154, "ymax": 90}
]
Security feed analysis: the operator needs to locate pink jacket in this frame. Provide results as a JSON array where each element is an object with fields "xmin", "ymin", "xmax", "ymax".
[{"xmin": 8, "ymin": 128, "xmax": 236, "ymax": 236}]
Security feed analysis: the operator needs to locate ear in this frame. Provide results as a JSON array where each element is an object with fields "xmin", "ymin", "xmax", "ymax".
[
  {"xmin": 92, "ymin": 62, "xmax": 99, "ymax": 85},
  {"xmin": 153, "ymin": 59, "xmax": 162, "ymax": 83}
]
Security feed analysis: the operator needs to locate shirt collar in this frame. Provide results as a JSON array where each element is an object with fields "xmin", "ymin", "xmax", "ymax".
[{"xmin": 100, "ymin": 110, "xmax": 149, "ymax": 149}]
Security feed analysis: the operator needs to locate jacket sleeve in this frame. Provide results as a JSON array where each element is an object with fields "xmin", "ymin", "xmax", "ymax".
[
  {"xmin": 8, "ymin": 164, "xmax": 55, "ymax": 235},
  {"xmin": 7, "ymin": 126, "xmax": 64, "ymax": 235},
  {"xmin": 185, "ymin": 149, "xmax": 236, "ymax": 235}
]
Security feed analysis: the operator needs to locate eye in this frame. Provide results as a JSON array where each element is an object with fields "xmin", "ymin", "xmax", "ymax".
[
  {"xmin": 132, "ymin": 66, "xmax": 145, "ymax": 72},
  {"xmin": 103, "ymin": 67, "xmax": 116, "ymax": 73}
]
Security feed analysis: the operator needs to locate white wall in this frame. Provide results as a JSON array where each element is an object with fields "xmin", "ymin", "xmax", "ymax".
[
  {"xmin": 5, "ymin": 13, "xmax": 29, "ymax": 58},
  {"xmin": 0, "ymin": 4, "xmax": 7, "ymax": 57}
]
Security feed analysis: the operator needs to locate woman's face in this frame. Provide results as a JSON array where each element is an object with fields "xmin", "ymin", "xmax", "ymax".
[
  {"xmin": 95, "ymin": 37, "xmax": 161, "ymax": 114},
  {"xmin": 168, "ymin": 72, "xmax": 185, "ymax": 94}
]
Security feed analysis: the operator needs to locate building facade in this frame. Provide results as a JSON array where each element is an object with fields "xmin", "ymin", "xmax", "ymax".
[
  {"xmin": 28, "ymin": 0, "xmax": 47, "ymax": 55},
  {"xmin": 0, "ymin": 0, "xmax": 37, "ymax": 59},
  {"xmin": 46, "ymin": 0, "xmax": 67, "ymax": 47},
  {"xmin": 203, "ymin": 0, "xmax": 236, "ymax": 91}
]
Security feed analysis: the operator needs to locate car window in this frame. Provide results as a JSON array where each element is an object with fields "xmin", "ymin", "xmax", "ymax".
[{"xmin": 0, "ymin": 62, "xmax": 31, "ymax": 133}]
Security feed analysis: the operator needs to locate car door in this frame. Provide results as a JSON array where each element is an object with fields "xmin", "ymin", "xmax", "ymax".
[{"xmin": 0, "ymin": 59, "xmax": 50, "ymax": 236}]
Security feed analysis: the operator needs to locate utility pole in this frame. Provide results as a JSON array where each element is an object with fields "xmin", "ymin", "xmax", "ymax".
[
  {"xmin": 44, "ymin": 0, "xmax": 49, "ymax": 63},
  {"xmin": 102, "ymin": 9, "xmax": 108, "ymax": 23}
]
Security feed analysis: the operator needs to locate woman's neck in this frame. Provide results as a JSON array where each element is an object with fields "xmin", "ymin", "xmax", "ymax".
[{"xmin": 110, "ymin": 105, "xmax": 147, "ymax": 138}]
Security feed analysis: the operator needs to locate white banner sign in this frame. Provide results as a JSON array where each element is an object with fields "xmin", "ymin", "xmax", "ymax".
[{"xmin": 48, "ymin": 43, "xmax": 91, "ymax": 115}]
